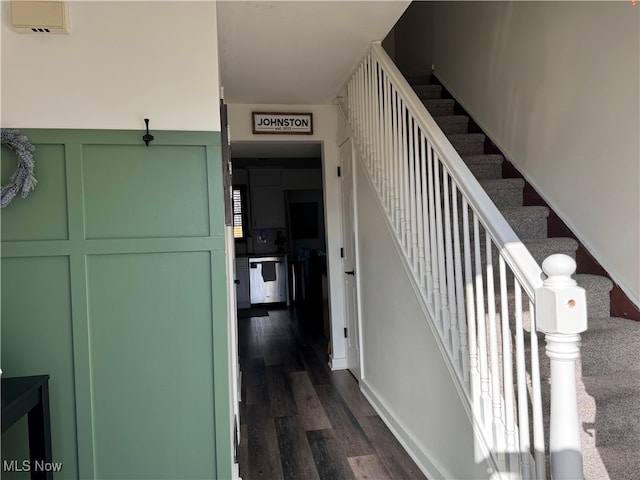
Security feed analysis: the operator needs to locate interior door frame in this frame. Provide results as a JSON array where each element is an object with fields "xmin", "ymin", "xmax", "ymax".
[
  {"xmin": 220, "ymin": 99, "xmax": 241, "ymax": 478},
  {"xmin": 339, "ymin": 136, "xmax": 362, "ymax": 379}
]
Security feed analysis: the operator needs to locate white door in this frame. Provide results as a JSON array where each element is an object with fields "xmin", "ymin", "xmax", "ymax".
[
  {"xmin": 235, "ymin": 257, "xmax": 251, "ymax": 309},
  {"xmin": 340, "ymin": 139, "xmax": 360, "ymax": 379}
]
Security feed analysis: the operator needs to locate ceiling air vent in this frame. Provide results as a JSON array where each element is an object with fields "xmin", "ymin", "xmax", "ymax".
[{"xmin": 11, "ymin": 1, "xmax": 70, "ymax": 34}]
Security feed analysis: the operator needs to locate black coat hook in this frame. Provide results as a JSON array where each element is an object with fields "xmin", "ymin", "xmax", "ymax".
[{"xmin": 143, "ymin": 118, "xmax": 154, "ymax": 146}]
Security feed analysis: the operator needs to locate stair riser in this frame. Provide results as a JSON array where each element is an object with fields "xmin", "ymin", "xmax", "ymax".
[
  {"xmin": 451, "ymin": 140, "xmax": 484, "ymax": 156},
  {"xmin": 406, "ymin": 73, "xmax": 433, "ymax": 85},
  {"xmin": 501, "ymin": 211, "xmax": 548, "ymax": 240},
  {"xmin": 467, "ymin": 163, "xmax": 502, "ymax": 180},
  {"xmin": 414, "ymin": 84, "xmax": 443, "ymax": 99},
  {"xmin": 437, "ymin": 121, "xmax": 468, "ymax": 135},
  {"xmin": 484, "ymin": 186, "xmax": 523, "ymax": 208},
  {"xmin": 426, "ymin": 104, "xmax": 455, "ymax": 116}
]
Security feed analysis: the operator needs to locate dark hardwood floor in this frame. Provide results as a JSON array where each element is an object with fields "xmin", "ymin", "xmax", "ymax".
[{"xmin": 237, "ymin": 306, "xmax": 428, "ymax": 480}]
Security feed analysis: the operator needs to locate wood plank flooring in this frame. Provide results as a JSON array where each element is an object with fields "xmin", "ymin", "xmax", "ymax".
[{"xmin": 237, "ymin": 307, "xmax": 427, "ymax": 480}]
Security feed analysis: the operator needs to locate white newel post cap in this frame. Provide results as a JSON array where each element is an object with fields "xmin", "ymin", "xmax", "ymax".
[{"xmin": 536, "ymin": 254, "xmax": 587, "ymax": 334}]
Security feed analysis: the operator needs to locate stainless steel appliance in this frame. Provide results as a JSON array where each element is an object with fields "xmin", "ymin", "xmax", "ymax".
[{"xmin": 249, "ymin": 256, "xmax": 287, "ymax": 304}]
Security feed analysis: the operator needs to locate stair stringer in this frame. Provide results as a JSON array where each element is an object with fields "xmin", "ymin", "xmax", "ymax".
[{"xmin": 350, "ymin": 134, "xmax": 511, "ymax": 480}]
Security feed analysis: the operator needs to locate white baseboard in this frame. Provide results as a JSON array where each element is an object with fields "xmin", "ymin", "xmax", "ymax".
[
  {"xmin": 329, "ymin": 356, "xmax": 348, "ymax": 370},
  {"xmin": 359, "ymin": 379, "xmax": 446, "ymax": 480}
]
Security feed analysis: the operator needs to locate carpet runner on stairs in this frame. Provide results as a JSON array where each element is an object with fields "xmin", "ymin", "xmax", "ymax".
[{"xmin": 409, "ymin": 74, "xmax": 640, "ymax": 480}]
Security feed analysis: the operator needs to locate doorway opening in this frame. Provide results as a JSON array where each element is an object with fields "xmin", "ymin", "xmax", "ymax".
[{"xmin": 231, "ymin": 141, "xmax": 330, "ymax": 340}]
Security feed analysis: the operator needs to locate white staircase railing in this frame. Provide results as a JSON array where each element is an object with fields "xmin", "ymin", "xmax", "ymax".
[{"xmin": 340, "ymin": 42, "xmax": 587, "ymax": 479}]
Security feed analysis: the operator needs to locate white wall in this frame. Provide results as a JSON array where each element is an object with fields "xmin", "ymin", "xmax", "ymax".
[
  {"xmin": 354, "ymin": 156, "xmax": 489, "ymax": 479},
  {"xmin": 227, "ymin": 103, "xmax": 347, "ymax": 367},
  {"xmin": 1, "ymin": 1, "xmax": 220, "ymax": 131},
  {"xmin": 423, "ymin": 2, "xmax": 639, "ymax": 306}
]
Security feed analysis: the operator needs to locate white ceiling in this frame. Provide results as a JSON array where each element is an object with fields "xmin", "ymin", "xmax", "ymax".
[{"xmin": 217, "ymin": 1, "xmax": 410, "ymax": 105}]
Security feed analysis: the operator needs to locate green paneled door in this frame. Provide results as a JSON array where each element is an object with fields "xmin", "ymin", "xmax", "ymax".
[{"xmin": 1, "ymin": 130, "xmax": 231, "ymax": 479}]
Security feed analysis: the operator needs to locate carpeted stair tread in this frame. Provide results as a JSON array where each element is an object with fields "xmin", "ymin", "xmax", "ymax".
[
  {"xmin": 581, "ymin": 369, "xmax": 640, "ymax": 396},
  {"xmin": 413, "ymin": 84, "xmax": 443, "ymax": 99},
  {"xmin": 423, "ymin": 98, "xmax": 455, "ymax": 116},
  {"xmin": 575, "ymin": 274, "xmax": 614, "ymax": 319},
  {"xmin": 500, "ymin": 206, "xmax": 549, "ymax": 239},
  {"xmin": 448, "ymin": 133, "xmax": 486, "ymax": 155},
  {"xmin": 586, "ymin": 445, "xmax": 640, "ymax": 480},
  {"xmin": 462, "ymin": 154, "xmax": 504, "ymax": 179},
  {"xmin": 479, "ymin": 178, "xmax": 525, "ymax": 208},
  {"xmin": 581, "ymin": 317, "xmax": 640, "ymax": 376},
  {"xmin": 579, "ymin": 389, "xmax": 640, "ymax": 447},
  {"xmin": 434, "ymin": 115, "xmax": 469, "ymax": 134},
  {"xmin": 523, "ymin": 237, "xmax": 579, "ymax": 265},
  {"xmin": 575, "ymin": 274, "xmax": 614, "ymax": 295}
]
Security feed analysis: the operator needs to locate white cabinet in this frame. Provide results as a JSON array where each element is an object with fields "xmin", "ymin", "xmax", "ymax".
[
  {"xmin": 249, "ymin": 169, "xmax": 284, "ymax": 228},
  {"xmin": 235, "ymin": 257, "xmax": 251, "ymax": 309}
]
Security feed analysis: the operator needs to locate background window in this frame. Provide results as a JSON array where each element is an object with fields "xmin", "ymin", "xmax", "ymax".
[{"xmin": 232, "ymin": 187, "xmax": 247, "ymax": 239}]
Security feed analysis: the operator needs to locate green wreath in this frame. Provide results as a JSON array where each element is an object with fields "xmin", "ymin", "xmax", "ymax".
[{"xmin": 1, "ymin": 129, "xmax": 37, "ymax": 208}]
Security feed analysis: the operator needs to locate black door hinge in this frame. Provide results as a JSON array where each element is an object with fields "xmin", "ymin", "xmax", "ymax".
[
  {"xmin": 337, "ymin": 166, "xmax": 342, "ymax": 177},
  {"xmin": 340, "ymin": 247, "xmax": 344, "ymax": 258},
  {"xmin": 344, "ymin": 327, "xmax": 347, "ymax": 338}
]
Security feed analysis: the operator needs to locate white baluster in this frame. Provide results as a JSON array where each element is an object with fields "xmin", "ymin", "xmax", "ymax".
[
  {"xmin": 377, "ymin": 63, "xmax": 384, "ymax": 187},
  {"xmin": 401, "ymin": 102, "xmax": 410, "ymax": 253},
  {"xmin": 418, "ymin": 134, "xmax": 428, "ymax": 293},
  {"xmin": 427, "ymin": 145, "xmax": 441, "ymax": 332},
  {"xmin": 499, "ymin": 257, "xmax": 518, "ymax": 464},
  {"xmin": 463, "ymin": 199, "xmax": 477, "ymax": 393},
  {"xmin": 434, "ymin": 156, "xmax": 450, "ymax": 339},
  {"xmin": 383, "ymin": 74, "xmax": 391, "ymax": 213},
  {"xmin": 408, "ymin": 117, "xmax": 418, "ymax": 271},
  {"xmin": 442, "ymin": 168, "xmax": 460, "ymax": 369},
  {"xmin": 485, "ymin": 235, "xmax": 506, "ymax": 452},
  {"xmin": 367, "ymin": 58, "xmax": 373, "ymax": 168},
  {"xmin": 393, "ymin": 93, "xmax": 401, "ymax": 235},
  {"xmin": 357, "ymin": 66, "xmax": 364, "ymax": 143},
  {"xmin": 514, "ymin": 280, "xmax": 532, "ymax": 480},
  {"xmin": 536, "ymin": 255, "xmax": 586, "ymax": 480},
  {"xmin": 528, "ymin": 299, "xmax": 546, "ymax": 480},
  {"xmin": 473, "ymin": 215, "xmax": 491, "ymax": 440},
  {"xmin": 452, "ymin": 185, "xmax": 469, "ymax": 382},
  {"xmin": 373, "ymin": 60, "xmax": 382, "ymax": 189}
]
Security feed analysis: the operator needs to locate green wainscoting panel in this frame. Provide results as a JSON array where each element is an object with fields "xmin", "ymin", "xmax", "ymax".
[
  {"xmin": 1, "ymin": 144, "xmax": 69, "ymax": 242},
  {"xmin": 86, "ymin": 252, "xmax": 216, "ymax": 479},
  {"xmin": 82, "ymin": 145, "xmax": 210, "ymax": 240},
  {"xmin": 1, "ymin": 129, "xmax": 230, "ymax": 480},
  {"xmin": 1, "ymin": 256, "xmax": 78, "ymax": 480}
]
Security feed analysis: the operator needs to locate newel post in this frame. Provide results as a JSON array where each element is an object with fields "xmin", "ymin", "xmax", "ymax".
[{"xmin": 535, "ymin": 254, "xmax": 587, "ymax": 480}]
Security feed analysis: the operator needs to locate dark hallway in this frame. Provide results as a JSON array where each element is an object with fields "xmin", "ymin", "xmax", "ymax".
[{"xmin": 237, "ymin": 307, "xmax": 427, "ymax": 480}]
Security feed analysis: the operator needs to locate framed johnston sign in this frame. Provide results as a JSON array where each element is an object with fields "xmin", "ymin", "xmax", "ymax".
[{"xmin": 252, "ymin": 112, "xmax": 313, "ymax": 135}]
